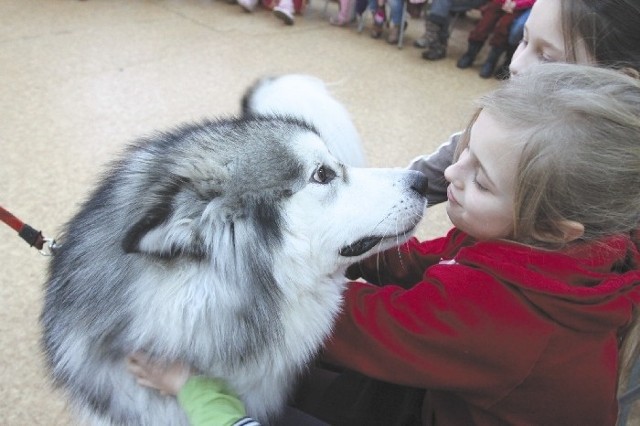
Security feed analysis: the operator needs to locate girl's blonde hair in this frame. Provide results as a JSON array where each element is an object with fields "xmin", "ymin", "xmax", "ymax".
[
  {"xmin": 459, "ymin": 63, "xmax": 640, "ymax": 422},
  {"xmin": 460, "ymin": 63, "xmax": 640, "ymax": 248}
]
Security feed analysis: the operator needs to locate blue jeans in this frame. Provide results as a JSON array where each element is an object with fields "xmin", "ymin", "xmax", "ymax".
[
  {"xmin": 508, "ymin": 7, "xmax": 531, "ymax": 46},
  {"xmin": 429, "ymin": 0, "xmax": 488, "ymax": 22},
  {"xmin": 368, "ymin": 0, "xmax": 403, "ymax": 26},
  {"xmin": 427, "ymin": 0, "xmax": 489, "ymax": 41}
]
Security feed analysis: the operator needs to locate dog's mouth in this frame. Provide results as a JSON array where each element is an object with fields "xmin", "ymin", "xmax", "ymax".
[
  {"xmin": 339, "ymin": 236, "xmax": 384, "ymax": 257},
  {"xmin": 339, "ymin": 225, "xmax": 417, "ymax": 257}
]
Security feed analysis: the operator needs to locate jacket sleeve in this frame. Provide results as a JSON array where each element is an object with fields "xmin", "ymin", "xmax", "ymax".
[
  {"xmin": 177, "ymin": 376, "xmax": 260, "ymax": 426},
  {"xmin": 408, "ymin": 133, "xmax": 461, "ymax": 207},
  {"xmin": 323, "ymin": 264, "xmax": 553, "ymax": 405}
]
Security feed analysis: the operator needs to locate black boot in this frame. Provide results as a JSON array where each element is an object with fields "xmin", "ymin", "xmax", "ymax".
[
  {"xmin": 480, "ymin": 46, "xmax": 505, "ymax": 78},
  {"xmin": 422, "ymin": 39, "xmax": 447, "ymax": 60},
  {"xmin": 494, "ymin": 44, "xmax": 516, "ymax": 80},
  {"xmin": 456, "ymin": 41, "xmax": 483, "ymax": 69}
]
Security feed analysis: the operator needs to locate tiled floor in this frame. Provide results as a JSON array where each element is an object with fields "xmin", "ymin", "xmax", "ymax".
[{"xmin": 0, "ymin": 0, "xmax": 497, "ymax": 423}]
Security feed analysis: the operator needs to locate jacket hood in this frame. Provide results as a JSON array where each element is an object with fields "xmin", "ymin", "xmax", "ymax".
[{"xmin": 452, "ymin": 230, "xmax": 640, "ymax": 333}]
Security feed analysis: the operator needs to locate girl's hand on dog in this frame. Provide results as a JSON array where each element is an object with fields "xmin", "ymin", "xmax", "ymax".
[{"xmin": 127, "ymin": 352, "xmax": 193, "ymax": 396}]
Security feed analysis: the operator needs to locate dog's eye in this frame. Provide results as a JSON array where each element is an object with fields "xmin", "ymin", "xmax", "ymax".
[{"xmin": 311, "ymin": 165, "xmax": 335, "ymax": 184}]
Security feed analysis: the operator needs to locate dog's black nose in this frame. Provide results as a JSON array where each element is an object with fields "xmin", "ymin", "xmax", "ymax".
[{"xmin": 409, "ymin": 171, "xmax": 429, "ymax": 197}]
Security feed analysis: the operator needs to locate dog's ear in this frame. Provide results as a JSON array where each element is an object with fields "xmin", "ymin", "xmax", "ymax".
[
  {"xmin": 122, "ymin": 212, "xmax": 206, "ymax": 260},
  {"xmin": 121, "ymin": 181, "xmax": 207, "ymax": 260}
]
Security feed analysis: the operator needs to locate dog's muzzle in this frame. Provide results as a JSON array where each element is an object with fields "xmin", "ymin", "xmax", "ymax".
[{"xmin": 339, "ymin": 236, "xmax": 384, "ymax": 257}]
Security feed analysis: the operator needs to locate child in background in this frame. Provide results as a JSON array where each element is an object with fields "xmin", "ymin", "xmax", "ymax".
[
  {"xmin": 456, "ymin": 0, "xmax": 536, "ymax": 77},
  {"xmin": 305, "ymin": 63, "xmax": 640, "ymax": 425},
  {"xmin": 329, "ymin": 0, "xmax": 355, "ymax": 26},
  {"xmin": 367, "ymin": 0, "xmax": 406, "ymax": 44},
  {"xmin": 237, "ymin": 0, "xmax": 305, "ymax": 25}
]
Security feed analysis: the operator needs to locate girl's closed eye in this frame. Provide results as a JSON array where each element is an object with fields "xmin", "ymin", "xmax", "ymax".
[{"xmin": 473, "ymin": 176, "xmax": 489, "ymax": 191}]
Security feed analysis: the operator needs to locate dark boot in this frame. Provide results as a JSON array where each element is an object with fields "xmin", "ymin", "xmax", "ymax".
[
  {"xmin": 480, "ymin": 46, "xmax": 505, "ymax": 78},
  {"xmin": 494, "ymin": 44, "xmax": 516, "ymax": 80},
  {"xmin": 421, "ymin": 39, "xmax": 447, "ymax": 60},
  {"xmin": 414, "ymin": 19, "xmax": 441, "ymax": 48},
  {"xmin": 456, "ymin": 41, "xmax": 483, "ymax": 69}
]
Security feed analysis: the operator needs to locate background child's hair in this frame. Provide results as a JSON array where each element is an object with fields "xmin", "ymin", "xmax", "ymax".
[
  {"xmin": 561, "ymin": 0, "xmax": 640, "ymax": 74},
  {"xmin": 474, "ymin": 63, "xmax": 640, "ymax": 247}
]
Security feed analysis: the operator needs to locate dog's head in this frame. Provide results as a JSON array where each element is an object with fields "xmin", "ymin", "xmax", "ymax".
[{"xmin": 118, "ymin": 115, "xmax": 426, "ymax": 281}]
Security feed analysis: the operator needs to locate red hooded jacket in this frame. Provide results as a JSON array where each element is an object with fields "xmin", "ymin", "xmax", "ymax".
[{"xmin": 323, "ymin": 228, "xmax": 640, "ymax": 425}]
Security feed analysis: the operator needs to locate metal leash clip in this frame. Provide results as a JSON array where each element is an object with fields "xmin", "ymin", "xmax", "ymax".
[{"xmin": 39, "ymin": 237, "xmax": 59, "ymax": 256}]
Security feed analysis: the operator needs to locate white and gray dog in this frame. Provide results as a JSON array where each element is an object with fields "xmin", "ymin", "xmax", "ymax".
[{"xmin": 41, "ymin": 75, "xmax": 428, "ymax": 425}]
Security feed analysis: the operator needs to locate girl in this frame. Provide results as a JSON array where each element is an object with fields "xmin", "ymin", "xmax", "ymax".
[
  {"xmin": 129, "ymin": 64, "xmax": 640, "ymax": 425},
  {"xmin": 456, "ymin": 0, "xmax": 536, "ymax": 78},
  {"xmin": 411, "ymin": 0, "xmax": 640, "ymax": 206},
  {"xmin": 314, "ymin": 63, "xmax": 640, "ymax": 425}
]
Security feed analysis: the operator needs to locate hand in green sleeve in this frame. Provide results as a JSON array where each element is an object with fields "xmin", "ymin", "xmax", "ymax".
[{"xmin": 178, "ymin": 376, "xmax": 255, "ymax": 426}]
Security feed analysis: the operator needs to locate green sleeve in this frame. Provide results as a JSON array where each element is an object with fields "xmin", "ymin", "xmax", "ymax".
[{"xmin": 177, "ymin": 376, "xmax": 247, "ymax": 426}]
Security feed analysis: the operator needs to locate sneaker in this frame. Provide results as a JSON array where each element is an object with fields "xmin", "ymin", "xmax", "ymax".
[
  {"xmin": 237, "ymin": 0, "xmax": 258, "ymax": 12},
  {"xmin": 329, "ymin": 15, "xmax": 350, "ymax": 26},
  {"xmin": 273, "ymin": 6, "xmax": 295, "ymax": 25}
]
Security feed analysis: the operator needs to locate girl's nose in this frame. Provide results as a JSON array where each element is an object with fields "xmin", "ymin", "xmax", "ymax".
[
  {"xmin": 444, "ymin": 162, "xmax": 462, "ymax": 188},
  {"xmin": 509, "ymin": 42, "xmax": 528, "ymax": 76}
]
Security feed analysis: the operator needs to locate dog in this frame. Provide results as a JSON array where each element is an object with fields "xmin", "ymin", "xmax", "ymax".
[{"xmin": 41, "ymin": 76, "xmax": 428, "ymax": 425}]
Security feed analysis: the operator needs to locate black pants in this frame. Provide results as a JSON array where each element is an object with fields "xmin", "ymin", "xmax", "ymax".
[{"xmin": 280, "ymin": 365, "xmax": 425, "ymax": 426}]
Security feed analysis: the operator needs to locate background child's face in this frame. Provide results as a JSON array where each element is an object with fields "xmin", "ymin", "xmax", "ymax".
[
  {"xmin": 444, "ymin": 111, "xmax": 520, "ymax": 241},
  {"xmin": 510, "ymin": 0, "xmax": 591, "ymax": 76}
]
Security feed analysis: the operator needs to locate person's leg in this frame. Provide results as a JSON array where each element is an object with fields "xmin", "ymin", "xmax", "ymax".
[
  {"xmin": 290, "ymin": 366, "xmax": 425, "ymax": 426},
  {"xmin": 386, "ymin": 0, "xmax": 404, "ymax": 44},
  {"xmin": 414, "ymin": 0, "xmax": 451, "ymax": 49},
  {"xmin": 466, "ymin": 2, "xmax": 501, "ymax": 43},
  {"xmin": 457, "ymin": 3, "xmax": 502, "ymax": 68},
  {"xmin": 370, "ymin": 0, "xmax": 386, "ymax": 38},
  {"xmin": 494, "ymin": 8, "xmax": 530, "ymax": 79},
  {"xmin": 273, "ymin": 0, "xmax": 295, "ymax": 25},
  {"xmin": 330, "ymin": 0, "xmax": 355, "ymax": 25},
  {"xmin": 238, "ymin": 0, "xmax": 260, "ymax": 12},
  {"xmin": 479, "ymin": 11, "xmax": 517, "ymax": 78},
  {"xmin": 355, "ymin": 0, "xmax": 369, "ymax": 16},
  {"xmin": 419, "ymin": 0, "xmax": 488, "ymax": 60},
  {"xmin": 508, "ymin": 7, "xmax": 530, "ymax": 46}
]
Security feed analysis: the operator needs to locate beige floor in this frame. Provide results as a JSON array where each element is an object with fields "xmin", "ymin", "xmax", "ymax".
[{"xmin": 0, "ymin": 0, "xmax": 498, "ymax": 424}]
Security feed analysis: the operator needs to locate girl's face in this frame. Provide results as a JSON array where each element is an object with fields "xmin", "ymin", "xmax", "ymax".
[
  {"xmin": 510, "ymin": 0, "xmax": 592, "ymax": 75},
  {"xmin": 444, "ymin": 111, "xmax": 521, "ymax": 241}
]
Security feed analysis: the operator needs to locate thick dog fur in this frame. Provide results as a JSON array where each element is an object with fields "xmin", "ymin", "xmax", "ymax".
[
  {"xmin": 41, "ymin": 76, "xmax": 428, "ymax": 425},
  {"xmin": 241, "ymin": 74, "xmax": 366, "ymax": 167}
]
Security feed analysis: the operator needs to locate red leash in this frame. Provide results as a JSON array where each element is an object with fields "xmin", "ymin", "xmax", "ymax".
[{"xmin": 0, "ymin": 205, "xmax": 56, "ymax": 254}]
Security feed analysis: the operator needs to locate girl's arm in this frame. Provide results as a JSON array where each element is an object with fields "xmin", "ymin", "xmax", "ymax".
[
  {"xmin": 324, "ymin": 264, "xmax": 551, "ymax": 399},
  {"xmin": 347, "ymin": 229, "xmax": 468, "ymax": 288}
]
